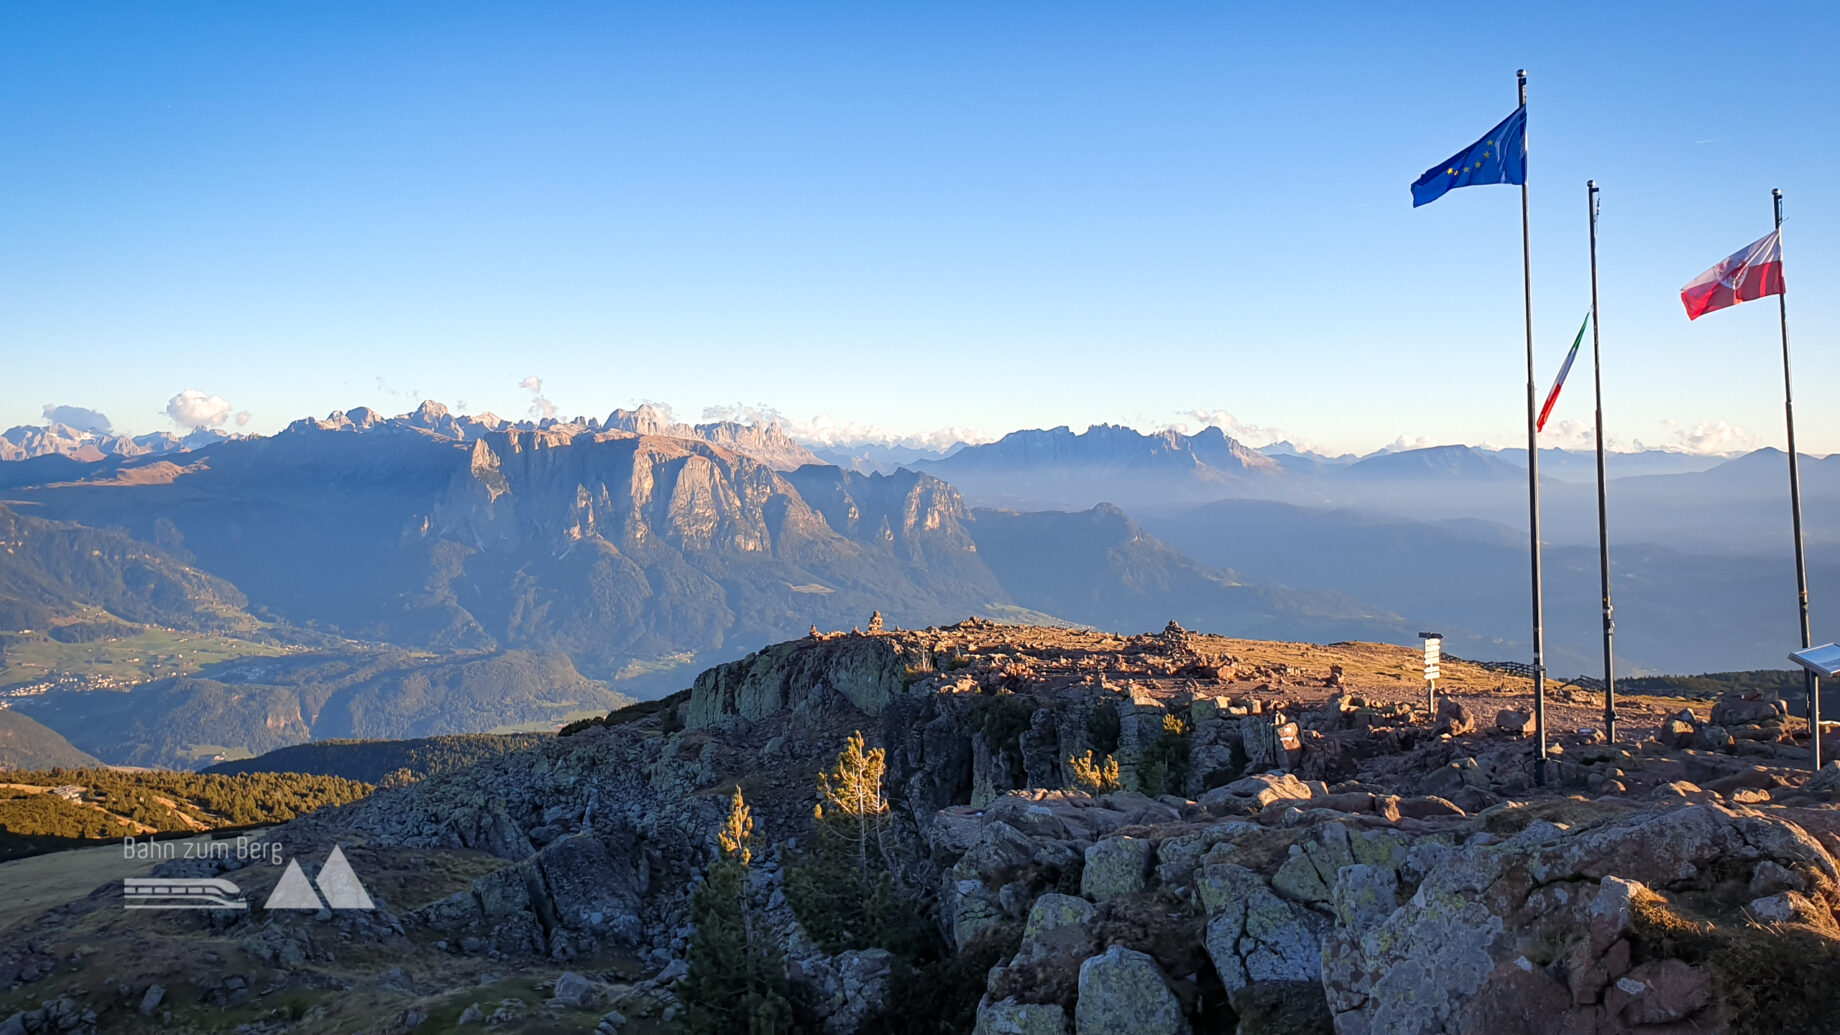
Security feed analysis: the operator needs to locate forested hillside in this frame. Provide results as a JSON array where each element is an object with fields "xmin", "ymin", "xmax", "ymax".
[
  {"xmin": 0, "ymin": 768, "xmax": 371, "ymax": 860},
  {"xmin": 205, "ymin": 732, "xmax": 550, "ymax": 784}
]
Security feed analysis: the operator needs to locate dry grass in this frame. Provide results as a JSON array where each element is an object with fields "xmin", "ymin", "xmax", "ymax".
[{"xmin": 1632, "ymin": 889, "xmax": 1840, "ymax": 1035}]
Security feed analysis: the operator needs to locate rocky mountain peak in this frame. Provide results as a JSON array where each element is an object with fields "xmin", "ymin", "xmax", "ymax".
[
  {"xmin": 408, "ymin": 400, "xmax": 451, "ymax": 427},
  {"xmin": 604, "ymin": 405, "xmax": 673, "ymax": 436}
]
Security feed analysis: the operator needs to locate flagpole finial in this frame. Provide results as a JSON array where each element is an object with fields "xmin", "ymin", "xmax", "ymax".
[
  {"xmin": 1773, "ymin": 187, "xmax": 1783, "ymax": 200},
  {"xmin": 1588, "ymin": 179, "xmax": 1597, "ymax": 191},
  {"xmin": 1517, "ymin": 68, "xmax": 1527, "ymax": 80}
]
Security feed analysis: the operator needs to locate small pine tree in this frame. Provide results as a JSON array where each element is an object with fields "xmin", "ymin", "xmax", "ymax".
[
  {"xmin": 816, "ymin": 730, "xmax": 890, "ymax": 896},
  {"xmin": 681, "ymin": 787, "xmax": 792, "ymax": 1034},
  {"xmin": 1067, "ymin": 751, "xmax": 1122, "ymax": 793},
  {"xmin": 785, "ymin": 732, "xmax": 935, "ymax": 958}
]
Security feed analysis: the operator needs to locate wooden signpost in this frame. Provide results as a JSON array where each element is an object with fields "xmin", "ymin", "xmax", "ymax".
[{"xmin": 1420, "ymin": 632, "xmax": 1443, "ymax": 716}]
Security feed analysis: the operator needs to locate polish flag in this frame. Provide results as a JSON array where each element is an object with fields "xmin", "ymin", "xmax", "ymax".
[{"xmin": 1681, "ymin": 229, "xmax": 1784, "ymax": 320}]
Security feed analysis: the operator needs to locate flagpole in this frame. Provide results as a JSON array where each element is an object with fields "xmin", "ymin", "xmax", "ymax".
[
  {"xmin": 1587, "ymin": 180, "xmax": 1616, "ymax": 742},
  {"xmin": 1774, "ymin": 187, "xmax": 1820, "ymax": 769},
  {"xmin": 1519, "ymin": 69, "xmax": 1548, "ymax": 785}
]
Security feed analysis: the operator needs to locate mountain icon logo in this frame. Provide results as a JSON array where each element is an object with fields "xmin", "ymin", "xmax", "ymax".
[{"xmin": 263, "ymin": 846, "xmax": 376, "ymax": 910}]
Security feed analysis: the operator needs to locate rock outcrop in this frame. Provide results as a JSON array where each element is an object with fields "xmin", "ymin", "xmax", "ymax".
[{"xmin": 8, "ymin": 625, "xmax": 1840, "ymax": 1033}]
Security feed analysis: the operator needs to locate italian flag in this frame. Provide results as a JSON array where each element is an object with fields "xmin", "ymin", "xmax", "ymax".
[
  {"xmin": 1681, "ymin": 229, "xmax": 1785, "ymax": 320},
  {"xmin": 1537, "ymin": 312, "xmax": 1592, "ymax": 433}
]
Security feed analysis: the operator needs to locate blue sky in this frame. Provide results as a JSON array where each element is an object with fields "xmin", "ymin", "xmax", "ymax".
[{"xmin": 2, "ymin": 1, "xmax": 1836, "ymax": 455}]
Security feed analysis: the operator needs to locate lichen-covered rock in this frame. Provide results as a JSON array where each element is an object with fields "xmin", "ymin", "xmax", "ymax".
[
  {"xmin": 1155, "ymin": 823, "xmax": 1257, "ymax": 887},
  {"xmin": 1081, "ymin": 836, "xmax": 1153, "ymax": 901},
  {"xmin": 1269, "ymin": 821, "xmax": 1414, "ymax": 913},
  {"xmin": 686, "ymin": 635, "xmax": 917, "ymax": 728},
  {"xmin": 1321, "ymin": 850, "xmax": 1508, "ymax": 1033},
  {"xmin": 1113, "ymin": 689, "xmax": 1171, "ymax": 792},
  {"xmin": 975, "ymin": 999, "xmax": 1070, "ymax": 1035},
  {"xmin": 1321, "ymin": 805, "xmax": 1839, "ymax": 1034},
  {"xmin": 947, "ymin": 877, "xmax": 1006, "ymax": 949},
  {"xmin": 1074, "ymin": 945, "xmax": 1188, "ymax": 1035},
  {"xmin": 984, "ymin": 790, "xmax": 1133, "ymax": 843},
  {"xmin": 1015, "ymin": 893, "xmax": 1098, "ymax": 965},
  {"xmin": 1197, "ymin": 861, "xmax": 1327, "ymax": 1014},
  {"xmin": 962, "ymin": 821, "xmax": 1041, "ymax": 881},
  {"xmin": 800, "ymin": 948, "xmax": 894, "ymax": 1035}
]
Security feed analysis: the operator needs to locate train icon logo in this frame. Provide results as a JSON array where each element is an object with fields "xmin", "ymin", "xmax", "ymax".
[
  {"xmin": 122, "ymin": 846, "xmax": 374, "ymax": 911},
  {"xmin": 122, "ymin": 877, "xmax": 248, "ymax": 910}
]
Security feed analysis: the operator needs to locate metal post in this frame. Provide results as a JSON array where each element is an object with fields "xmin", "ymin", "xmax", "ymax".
[
  {"xmin": 1587, "ymin": 180, "xmax": 1617, "ymax": 742},
  {"xmin": 1775, "ymin": 188, "xmax": 1820, "ymax": 768},
  {"xmin": 1519, "ymin": 70, "xmax": 1548, "ymax": 785}
]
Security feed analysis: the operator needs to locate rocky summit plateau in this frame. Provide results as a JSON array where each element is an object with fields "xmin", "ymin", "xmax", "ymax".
[{"xmin": 6, "ymin": 620, "xmax": 1840, "ymax": 1034}]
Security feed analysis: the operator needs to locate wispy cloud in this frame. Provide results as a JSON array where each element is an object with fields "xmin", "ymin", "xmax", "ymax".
[
  {"xmin": 374, "ymin": 376, "xmax": 420, "ymax": 400},
  {"xmin": 518, "ymin": 376, "xmax": 557, "ymax": 420}
]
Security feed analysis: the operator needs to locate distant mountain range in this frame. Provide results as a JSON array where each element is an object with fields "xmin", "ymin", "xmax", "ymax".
[
  {"xmin": 913, "ymin": 424, "xmax": 1282, "ymax": 510},
  {"xmin": 0, "ymin": 422, "xmax": 233, "ymax": 463},
  {"xmin": 2, "ymin": 403, "xmax": 1458, "ymax": 769},
  {"xmin": 2, "ymin": 400, "xmax": 1831, "ymax": 763}
]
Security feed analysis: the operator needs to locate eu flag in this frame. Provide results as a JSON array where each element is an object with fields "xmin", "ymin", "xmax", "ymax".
[{"xmin": 1411, "ymin": 104, "xmax": 1527, "ymax": 207}]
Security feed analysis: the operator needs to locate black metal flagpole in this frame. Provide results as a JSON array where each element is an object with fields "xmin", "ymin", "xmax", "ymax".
[
  {"xmin": 1587, "ymin": 180, "xmax": 1616, "ymax": 742},
  {"xmin": 1520, "ymin": 69, "xmax": 1548, "ymax": 784},
  {"xmin": 1774, "ymin": 187, "xmax": 1820, "ymax": 769}
]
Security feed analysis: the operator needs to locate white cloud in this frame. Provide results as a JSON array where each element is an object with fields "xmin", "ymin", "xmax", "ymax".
[
  {"xmin": 165, "ymin": 389, "xmax": 233, "ymax": 429},
  {"xmin": 1538, "ymin": 419, "xmax": 1599, "ymax": 451},
  {"xmin": 632, "ymin": 399, "xmax": 677, "ymax": 424},
  {"xmin": 1538, "ymin": 419, "xmax": 1639, "ymax": 453},
  {"xmin": 1647, "ymin": 419, "xmax": 1762, "ymax": 455},
  {"xmin": 1379, "ymin": 434, "xmax": 1442, "ymax": 453},
  {"xmin": 700, "ymin": 402, "xmax": 988, "ymax": 451},
  {"xmin": 1164, "ymin": 408, "xmax": 1304, "ymax": 450},
  {"xmin": 700, "ymin": 402, "xmax": 786, "ymax": 430},
  {"xmin": 235, "ymin": 410, "xmax": 253, "ymax": 428},
  {"xmin": 518, "ymin": 376, "xmax": 557, "ymax": 420},
  {"xmin": 41, "ymin": 404, "xmax": 113, "ymax": 435}
]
